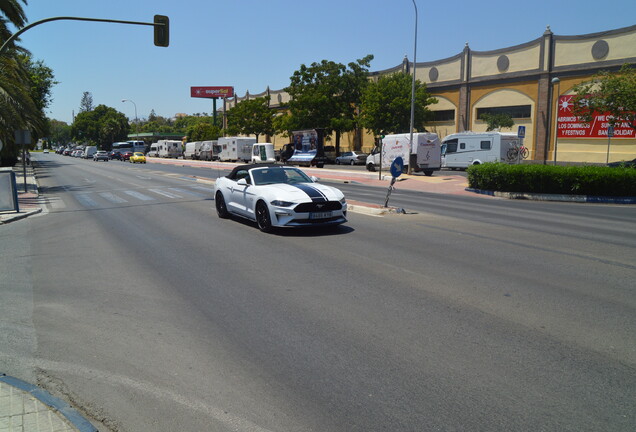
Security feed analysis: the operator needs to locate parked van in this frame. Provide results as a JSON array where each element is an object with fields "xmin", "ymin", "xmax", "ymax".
[
  {"xmin": 251, "ymin": 143, "xmax": 276, "ymax": 163},
  {"xmin": 83, "ymin": 146, "xmax": 97, "ymax": 159},
  {"xmin": 440, "ymin": 132, "xmax": 523, "ymax": 169},
  {"xmin": 199, "ymin": 140, "xmax": 220, "ymax": 161},
  {"xmin": 366, "ymin": 132, "xmax": 441, "ymax": 175},
  {"xmin": 217, "ymin": 137, "xmax": 255, "ymax": 162},
  {"xmin": 157, "ymin": 140, "xmax": 182, "ymax": 158},
  {"xmin": 184, "ymin": 141, "xmax": 202, "ymax": 160},
  {"xmin": 148, "ymin": 143, "xmax": 159, "ymax": 157}
]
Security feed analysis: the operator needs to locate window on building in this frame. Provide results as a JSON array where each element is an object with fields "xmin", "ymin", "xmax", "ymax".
[
  {"xmin": 476, "ymin": 105, "xmax": 531, "ymax": 119},
  {"xmin": 431, "ymin": 110, "xmax": 455, "ymax": 121}
]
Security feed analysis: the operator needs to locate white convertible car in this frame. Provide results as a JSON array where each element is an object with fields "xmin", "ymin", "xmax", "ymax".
[{"xmin": 214, "ymin": 164, "xmax": 348, "ymax": 232}]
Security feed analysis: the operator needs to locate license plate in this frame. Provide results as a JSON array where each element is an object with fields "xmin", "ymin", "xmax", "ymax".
[{"xmin": 310, "ymin": 211, "xmax": 332, "ymax": 219}]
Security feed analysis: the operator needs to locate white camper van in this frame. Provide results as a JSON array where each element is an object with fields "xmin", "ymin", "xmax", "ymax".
[
  {"xmin": 251, "ymin": 143, "xmax": 276, "ymax": 163},
  {"xmin": 148, "ymin": 143, "xmax": 159, "ymax": 157},
  {"xmin": 157, "ymin": 140, "xmax": 183, "ymax": 158},
  {"xmin": 199, "ymin": 141, "xmax": 220, "ymax": 161},
  {"xmin": 217, "ymin": 137, "xmax": 255, "ymax": 162},
  {"xmin": 366, "ymin": 132, "xmax": 442, "ymax": 176},
  {"xmin": 184, "ymin": 142, "xmax": 202, "ymax": 160},
  {"xmin": 440, "ymin": 132, "xmax": 523, "ymax": 169},
  {"xmin": 82, "ymin": 146, "xmax": 97, "ymax": 159}
]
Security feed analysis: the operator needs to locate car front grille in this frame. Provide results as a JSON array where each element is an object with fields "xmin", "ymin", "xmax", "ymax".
[{"xmin": 294, "ymin": 201, "xmax": 343, "ymax": 212}]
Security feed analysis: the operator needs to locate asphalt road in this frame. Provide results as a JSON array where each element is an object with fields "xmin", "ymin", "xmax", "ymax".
[{"xmin": 2, "ymin": 154, "xmax": 635, "ymax": 432}]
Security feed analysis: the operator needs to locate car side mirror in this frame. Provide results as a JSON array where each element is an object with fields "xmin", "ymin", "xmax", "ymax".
[
  {"xmin": 237, "ymin": 178, "xmax": 248, "ymax": 186},
  {"xmin": 310, "ymin": 176, "xmax": 319, "ymax": 182}
]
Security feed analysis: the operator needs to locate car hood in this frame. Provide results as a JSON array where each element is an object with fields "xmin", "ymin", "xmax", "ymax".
[{"xmin": 266, "ymin": 182, "xmax": 344, "ymax": 202}]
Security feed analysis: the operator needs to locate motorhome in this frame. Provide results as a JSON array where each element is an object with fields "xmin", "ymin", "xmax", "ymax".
[
  {"xmin": 217, "ymin": 137, "xmax": 255, "ymax": 162},
  {"xmin": 440, "ymin": 132, "xmax": 523, "ymax": 169},
  {"xmin": 184, "ymin": 142, "xmax": 202, "ymax": 160},
  {"xmin": 366, "ymin": 132, "xmax": 441, "ymax": 176},
  {"xmin": 251, "ymin": 143, "xmax": 276, "ymax": 163},
  {"xmin": 199, "ymin": 141, "xmax": 221, "ymax": 161},
  {"xmin": 157, "ymin": 140, "xmax": 183, "ymax": 158}
]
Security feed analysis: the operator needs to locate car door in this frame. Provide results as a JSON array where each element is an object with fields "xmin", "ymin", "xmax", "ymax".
[{"xmin": 228, "ymin": 170, "xmax": 252, "ymax": 217}]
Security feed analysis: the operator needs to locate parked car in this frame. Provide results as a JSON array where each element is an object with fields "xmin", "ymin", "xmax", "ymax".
[
  {"xmin": 43, "ymin": 149, "xmax": 49, "ymax": 154},
  {"xmin": 121, "ymin": 151, "xmax": 133, "ymax": 161},
  {"xmin": 214, "ymin": 164, "xmax": 347, "ymax": 233},
  {"xmin": 607, "ymin": 158, "xmax": 636, "ymax": 168},
  {"xmin": 108, "ymin": 150, "xmax": 122, "ymax": 160},
  {"xmin": 335, "ymin": 151, "xmax": 367, "ymax": 165},
  {"xmin": 93, "ymin": 151, "xmax": 109, "ymax": 162},
  {"xmin": 129, "ymin": 152, "xmax": 146, "ymax": 164}
]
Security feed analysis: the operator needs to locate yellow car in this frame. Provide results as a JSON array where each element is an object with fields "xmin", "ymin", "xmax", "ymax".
[{"xmin": 129, "ymin": 152, "xmax": 146, "ymax": 164}]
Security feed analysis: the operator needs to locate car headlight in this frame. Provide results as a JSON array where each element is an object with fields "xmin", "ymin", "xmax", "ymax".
[
  {"xmin": 340, "ymin": 197, "xmax": 347, "ymax": 205},
  {"xmin": 271, "ymin": 200, "xmax": 295, "ymax": 207}
]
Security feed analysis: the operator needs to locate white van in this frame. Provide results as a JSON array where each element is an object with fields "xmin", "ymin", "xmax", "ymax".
[
  {"xmin": 148, "ymin": 143, "xmax": 159, "ymax": 157},
  {"xmin": 251, "ymin": 143, "xmax": 276, "ymax": 163},
  {"xmin": 217, "ymin": 137, "xmax": 255, "ymax": 162},
  {"xmin": 366, "ymin": 132, "xmax": 441, "ymax": 175},
  {"xmin": 441, "ymin": 132, "xmax": 523, "ymax": 169},
  {"xmin": 83, "ymin": 146, "xmax": 97, "ymax": 159},
  {"xmin": 184, "ymin": 142, "xmax": 202, "ymax": 160},
  {"xmin": 157, "ymin": 140, "xmax": 183, "ymax": 158}
]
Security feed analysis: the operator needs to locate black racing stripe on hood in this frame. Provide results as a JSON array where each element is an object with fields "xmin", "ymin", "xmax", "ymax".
[{"xmin": 291, "ymin": 183, "xmax": 328, "ymax": 202}]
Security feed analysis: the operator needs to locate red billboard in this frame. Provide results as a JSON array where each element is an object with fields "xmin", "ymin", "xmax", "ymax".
[
  {"xmin": 191, "ymin": 86, "xmax": 234, "ymax": 99},
  {"xmin": 556, "ymin": 95, "xmax": 635, "ymax": 139}
]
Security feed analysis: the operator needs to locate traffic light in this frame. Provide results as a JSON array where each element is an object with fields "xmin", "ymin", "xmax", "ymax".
[{"xmin": 154, "ymin": 15, "xmax": 169, "ymax": 47}]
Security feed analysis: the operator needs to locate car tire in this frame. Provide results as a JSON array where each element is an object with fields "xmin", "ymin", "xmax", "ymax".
[
  {"xmin": 350, "ymin": 160, "xmax": 355, "ymax": 165},
  {"xmin": 255, "ymin": 200, "xmax": 273, "ymax": 233},
  {"xmin": 215, "ymin": 191, "xmax": 230, "ymax": 219},
  {"xmin": 335, "ymin": 160, "xmax": 340, "ymax": 165}
]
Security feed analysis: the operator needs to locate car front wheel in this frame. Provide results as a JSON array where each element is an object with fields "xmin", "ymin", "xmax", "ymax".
[
  {"xmin": 255, "ymin": 201, "xmax": 273, "ymax": 233},
  {"xmin": 215, "ymin": 191, "xmax": 229, "ymax": 219}
]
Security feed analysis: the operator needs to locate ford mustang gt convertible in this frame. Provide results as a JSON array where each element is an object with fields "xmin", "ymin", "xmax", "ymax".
[{"xmin": 214, "ymin": 164, "xmax": 347, "ymax": 232}]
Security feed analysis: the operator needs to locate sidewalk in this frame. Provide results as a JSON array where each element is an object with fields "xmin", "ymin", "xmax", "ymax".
[
  {"xmin": 0, "ymin": 375, "xmax": 96, "ymax": 432},
  {"xmin": 0, "ymin": 163, "xmax": 42, "ymax": 225}
]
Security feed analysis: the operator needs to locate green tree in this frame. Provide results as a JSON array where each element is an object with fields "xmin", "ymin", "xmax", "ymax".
[
  {"xmin": 573, "ymin": 64, "xmax": 636, "ymax": 131},
  {"xmin": 72, "ymin": 104, "xmax": 129, "ymax": 149},
  {"xmin": 0, "ymin": 1, "xmax": 57, "ymax": 165},
  {"xmin": 479, "ymin": 113, "xmax": 514, "ymax": 131},
  {"xmin": 187, "ymin": 122, "xmax": 221, "ymax": 141},
  {"xmin": 79, "ymin": 91, "xmax": 94, "ymax": 113},
  {"xmin": 284, "ymin": 55, "xmax": 373, "ymax": 153},
  {"xmin": 48, "ymin": 119, "xmax": 72, "ymax": 147},
  {"xmin": 360, "ymin": 72, "xmax": 437, "ymax": 137},
  {"xmin": 226, "ymin": 96, "xmax": 275, "ymax": 141}
]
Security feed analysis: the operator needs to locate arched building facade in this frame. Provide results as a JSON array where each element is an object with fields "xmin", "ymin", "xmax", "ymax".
[{"xmin": 226, "ymin": 24, "xmax": 636, "ymax": 163}]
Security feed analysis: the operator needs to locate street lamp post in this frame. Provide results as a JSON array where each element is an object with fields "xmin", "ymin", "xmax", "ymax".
[
  {"xmin": 551, "ymin": 77, "xmax": 560, "ymax": 165},
  {"xmin": 408, "ymin": 0, "xmax": 418, "ymax": 175},
  {"xmin": 121, "ymin": 99, "xmax": 139, "ymax": 142}
]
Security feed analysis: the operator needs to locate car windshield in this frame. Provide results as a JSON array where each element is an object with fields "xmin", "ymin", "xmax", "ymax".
[
  {"xmin": 134, "ymin": 152, "xmax": 144, "ymax": 156},
  {"xmin": 251, "ymin": 167, "xmax": 312, "ymax": 185}
]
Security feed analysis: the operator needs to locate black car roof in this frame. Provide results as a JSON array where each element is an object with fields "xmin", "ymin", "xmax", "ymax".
[{"xmin": 226, "ymin": 163, "xmax": 284, "ymax": 179}]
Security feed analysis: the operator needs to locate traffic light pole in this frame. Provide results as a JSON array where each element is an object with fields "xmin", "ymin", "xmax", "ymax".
[{"xmin": 0, "ymin": 15, "xmax": 168, "ymax": 55}]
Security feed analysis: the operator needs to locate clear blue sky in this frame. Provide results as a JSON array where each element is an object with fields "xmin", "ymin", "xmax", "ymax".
[{"xmin": 17, "ymin": 0, "xmax": 636, "ymax": 124}]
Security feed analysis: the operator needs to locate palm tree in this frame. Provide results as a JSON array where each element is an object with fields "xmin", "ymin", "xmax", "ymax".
[{"xmin": 0, "ymin": 1, "xmax": 50, "ymax": 165}]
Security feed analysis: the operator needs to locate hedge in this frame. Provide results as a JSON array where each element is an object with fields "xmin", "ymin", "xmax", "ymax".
[{"xmin": 466, "ymin": 163, "xmax": 636, "ymax": 197}]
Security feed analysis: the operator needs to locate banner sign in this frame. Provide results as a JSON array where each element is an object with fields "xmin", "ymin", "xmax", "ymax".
[
  {"xmin": 556, "ymin": 95, "xmax": 635, "ymax": 139},
  {"xmin": 190, "ymin": 86, "xmax": 234, "ymax": 99}
]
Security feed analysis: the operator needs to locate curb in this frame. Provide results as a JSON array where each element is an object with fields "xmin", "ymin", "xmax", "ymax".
[
  {"xmin": 0, "ymin": 208, "xmax": 42, "ymax": 224},
  {"xmin": 0, "ymin": 374, "xmax": 97, "ymax": 432},
  {"xmin": 466, "ymin": 188, "xmax": 636, "ymax": 204}
]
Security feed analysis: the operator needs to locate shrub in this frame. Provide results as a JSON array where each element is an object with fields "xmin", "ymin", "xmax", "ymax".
[{"xmin": 467, "ymin": 163, "xmax": 636, "ymax": 197}]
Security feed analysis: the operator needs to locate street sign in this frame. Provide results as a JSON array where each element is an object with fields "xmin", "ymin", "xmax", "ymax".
[
  {"xmin": 390, "ymin": 156, "xmax": 404, "ymax": 178},
  {"xmin": 517, "ymin": 126, "xmax": 526, "ymax": 138},
  {"xmin": 608, "ymin": 125, "xmax": 614, "ymax": 137}
]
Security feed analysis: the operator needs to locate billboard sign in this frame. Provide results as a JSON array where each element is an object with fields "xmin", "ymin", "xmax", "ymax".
[
  {"xmin": 556, "ymin": 95, "xmax": 635, "ymax": 139},
  {"xmin": 191, "ymin": 86, "xmax": 234, "ymax": 99}
]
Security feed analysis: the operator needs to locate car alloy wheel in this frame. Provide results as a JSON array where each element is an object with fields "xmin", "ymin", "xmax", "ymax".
[
  {"xmin": 255, "ymin": 201, "xmax": 273, "ymax": 233},
  {"xmin": 215, "ymin": 191, "xmax": 229, "ymax": 219}
]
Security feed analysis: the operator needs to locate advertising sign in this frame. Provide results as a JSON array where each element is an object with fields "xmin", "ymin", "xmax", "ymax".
[
  {"xmin": 190, "ymin": 86, "xmax": 234, "ymax": 99},
  {"xmin": 556, "ymin": 95, "xmax": 634, "ymax": 139}
]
